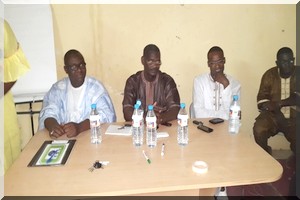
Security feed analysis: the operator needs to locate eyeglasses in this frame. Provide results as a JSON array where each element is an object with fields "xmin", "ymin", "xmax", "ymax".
[
  {"xmin": 208, "ymin": 59, "xmax": 225, "ymax": 66},
  {"xmin": 277, "ymin": 59, "xmax": 294, "ymax": 65},
  {"xmin": 67, "ymin": 62, "xmax": 86, "ymax": 72},
  {"xmin": 146, "ymin": 59, "xmax": 162, "ymax": 65}
]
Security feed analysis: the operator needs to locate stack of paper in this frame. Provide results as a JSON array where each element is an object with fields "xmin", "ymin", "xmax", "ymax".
[{"xmin": 105, "ymin": 125, "xmax": 132, "ymax": 136}]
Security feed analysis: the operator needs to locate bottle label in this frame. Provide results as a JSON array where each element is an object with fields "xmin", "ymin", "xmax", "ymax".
[
  {"xmin": 229, "ymin": 109, "xmax": 241, "ymax": 120},
  {"xmin": 90, "ymin": 115, "xmax": 100, "ymax": 127},
  {"xmin": 178, "ymin": 114, "xmax": 188, "ymax": 126},
  {"xmin": 146, "ymin": 116, "xmax": 156, "ymax": 128},
  {"xmin": 132, "ymin": 114, "xmax": 143, "ymax": 128},
  {"xmin": 132, "ymin": 118, "xmax": 141, "ymax": 128}
]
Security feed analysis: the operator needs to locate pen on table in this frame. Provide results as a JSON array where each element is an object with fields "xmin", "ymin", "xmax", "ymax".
[
  {"xmin": 161, "ymin": 143, "xmax": 165, "ymax": 156},
  {"xmin": 142, "ymin": 150, "xmax": 151, "ymax": 164}
]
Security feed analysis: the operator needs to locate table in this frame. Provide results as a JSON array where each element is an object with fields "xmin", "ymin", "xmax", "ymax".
[{"xmin": 4, "ymin": 119, "xmax": 283, "ymax": 196}]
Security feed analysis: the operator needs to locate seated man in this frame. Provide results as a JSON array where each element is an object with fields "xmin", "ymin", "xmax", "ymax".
[
  {"xmin": 122, "ymin": 44, "xmax": 180, "ymax": 124},
  {"xmin": 39, "ymin": 49, "xmax": 116, "ymax": 138},
  {"xmin": 192, "ymin": 46, "xmax": 241, "ymax": 119},
  {"xmin": 192, "ymin": 46, "xmax": 241, "ymax": 199},
  {"xmin": 253, "ymin": 47, "xmax": 297, "ymax": 155}
]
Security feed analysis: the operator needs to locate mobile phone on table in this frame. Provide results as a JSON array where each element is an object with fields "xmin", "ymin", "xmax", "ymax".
[
  {"xmin": 193, "ymin": 120, "xmax": 203, "ymax": 125},
  {"xmin": 209, "ymin": 118, "xmax": 224, "ymax": 124},
  {"xmin": 197, "ymin": 124, "xmax": 213, "ymax": 133}
]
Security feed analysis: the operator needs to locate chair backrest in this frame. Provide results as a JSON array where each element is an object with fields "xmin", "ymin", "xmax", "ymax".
[{"xmin": 189, "ymin": 102, "xmax": 195, "ymax": 118}]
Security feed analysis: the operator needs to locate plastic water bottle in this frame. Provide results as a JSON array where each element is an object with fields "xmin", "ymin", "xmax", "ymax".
[
  {"xmin": 137, "ymin": 100, "xmax": 145, "ymax": 140},
  {"xmin": 228, "ymin": 95, "xmax": 241, "ymax": 134},
  {"xmin": 90, "ymin": 103, "xmax": 101, "ymax": 144},
  {"xmin": 177, "ymin": 103, "xmax": 189, "ymax": 145},
  {"xmin": 136, "ymin": 99, "xmax": 144, "ymax": 130},
  {"xmin": 132, "ymin": 104, "xmax": 144, "ymax": 146},
  {"xmin": 146, "ymin": 104, "xmax": 157, "ymax": 148},
  {"xmin": 136, "ymin": 99, "xmax": 144, "ymax": 117}
]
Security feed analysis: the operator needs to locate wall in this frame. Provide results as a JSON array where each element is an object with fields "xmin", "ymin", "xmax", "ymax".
[
  {"xmin": 5, "ymin": 4, "xmax": 57, "ymax": 96},
  {"xmin": 18, "ymin": 4, "xmax": 296, "ymax": 148},
  {"xmin": 50, "ymin": 4, "xmax": 295, "ymax": 142},
  {"xmin": 18, "ymin": 4, "xmax": 295, "ymax": 149},
  {"xmin": 16, "ymin": 102, "xmax": 42, "ymax": 149}
]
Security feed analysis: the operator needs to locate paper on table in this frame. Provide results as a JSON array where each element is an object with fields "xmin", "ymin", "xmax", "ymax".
[
  {"xmin": 157, "ymin": 132, "xmax": 169, "ymax": 138},
  {"xmin": 105, "ymin": 125, "xmax": 132, "ymax": 136}
]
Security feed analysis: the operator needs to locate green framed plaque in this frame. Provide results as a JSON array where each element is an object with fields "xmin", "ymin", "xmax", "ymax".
[{"xmin": 28, "ymin": 139, "xmax": 76, "ymax": 167}]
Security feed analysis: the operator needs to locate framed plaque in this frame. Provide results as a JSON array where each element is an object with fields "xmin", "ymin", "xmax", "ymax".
[{"xmin": 28, "ymin": 140, "xmax": 76, "ymax": 167}]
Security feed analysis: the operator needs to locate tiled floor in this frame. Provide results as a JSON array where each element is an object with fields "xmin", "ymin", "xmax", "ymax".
[
  {"xmin": 226, "ymin": 150, "xmax": 296, "ymax": 198},
  {"xmin": 272, "ymin": 150, "xmax": 293, "ymax": 160}
]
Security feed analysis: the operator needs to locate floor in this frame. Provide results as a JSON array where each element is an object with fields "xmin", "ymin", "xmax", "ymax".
[{"xmin": 226, "ymin": 150, "xmax": 297, "ymax": 198}]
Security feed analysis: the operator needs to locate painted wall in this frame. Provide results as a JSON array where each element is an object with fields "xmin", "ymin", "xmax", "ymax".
[{"xmin": 13, "ymin": 4, "xmax": 294, "ymax": 149}]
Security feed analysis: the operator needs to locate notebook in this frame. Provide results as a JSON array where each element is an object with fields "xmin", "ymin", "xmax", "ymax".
[{"xmin": 105, "ymin": 124, "xmax": 132, "ymax": 136}]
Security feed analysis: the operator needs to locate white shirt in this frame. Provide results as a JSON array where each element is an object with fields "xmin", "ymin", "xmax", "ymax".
[
  {"xmin": 192, "ymin": 72, "xmax": 241, "ymax": 120},
  {"xmin": 39, "ymin": 76, "xmax": 116, "ymax": 130},
  {"xmin": 66, "ymin": 81, "xmax": 86, "ymax": 122},
  {"xmin": 280, "ymin": 76, "xmax": 290, "ymax": 118}
]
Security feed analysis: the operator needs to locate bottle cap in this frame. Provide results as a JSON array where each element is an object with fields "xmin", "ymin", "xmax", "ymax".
[
  {"xmin": 148, "ymin": 104, "xmax": 153, "ymax": 110},
  {"xmin": 136, "ymin": 99, "xmax": 141, "ymax": 106},
  {"xmin": 134, "ymin": 104, "xmax": 139, "ymax": 109},
  {"xmin": 180, "ymin": 103, "xmax": 186, "ymax": 108},
  {"xmin": 91, "ymin": 103, "xmax": 96, "ymax": 109},
  {"xmin": 233, "ymin": 95, "xmax": 238, "ymax": 101}
]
